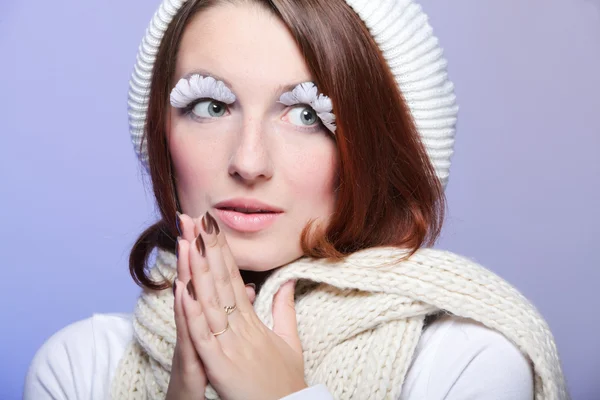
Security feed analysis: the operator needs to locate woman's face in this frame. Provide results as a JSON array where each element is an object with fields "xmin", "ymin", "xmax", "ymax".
[{"xmin": 168, "ymin": 3, "xmax": 338, "ymax": 271}]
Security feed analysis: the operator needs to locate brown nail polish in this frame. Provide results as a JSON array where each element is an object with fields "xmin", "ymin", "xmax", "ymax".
[
  {"xmin": 201, "ymin": 213, "xmax": 213, "ymax": 234},
  {"xmin": 176, "ymin": 211, "xmax": 182, "ymax": 235},
  {"xmin": 195, "ymin": 233, "xmax": 206, "ymax": 256},
  {"xmin": 186, "ymin": 280, "xmax": 197, "ymax": 300},
  {"xmin": 207, "ymin": 212, "xmax": 220, "ymax": 235},
  {"xmin": 172, "ymin": 280, "xmax": 177, "ymax": 296}
]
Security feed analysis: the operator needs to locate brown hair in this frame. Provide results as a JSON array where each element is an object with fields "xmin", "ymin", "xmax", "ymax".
[{"xmin": 130, "ymin": 0, "xmax": 446, "ymax": 290}]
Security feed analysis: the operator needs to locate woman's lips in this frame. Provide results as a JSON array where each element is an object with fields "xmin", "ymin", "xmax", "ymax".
[{"xmin": 215, "ymin": 208, "xmax": 282, "ymax": 233}]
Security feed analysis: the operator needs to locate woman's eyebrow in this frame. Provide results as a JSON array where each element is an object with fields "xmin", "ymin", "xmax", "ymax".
[{"xmin": 274, "ymin": 81, "xmax": 312, "ymax": 96}]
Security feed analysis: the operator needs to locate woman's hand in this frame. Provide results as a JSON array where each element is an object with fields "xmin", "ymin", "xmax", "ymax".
[
  {"xmin": 181, "ymin": 211, "xmax": 307, "ymax": 400},
  {"xmin": 166, "ymin": 213, "xmax": 207, "ymax": 400},
  {"xmin": 167, "ymin": 213, "xmax": 257, "ymax": 400}
]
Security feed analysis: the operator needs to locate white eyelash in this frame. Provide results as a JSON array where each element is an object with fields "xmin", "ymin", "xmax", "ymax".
[
  {"xmin": 279, "ymin": 82, "xmax": 337, "ymax": 134},
  {"xmin": 170, "ymin": 74, "xmax": 236, "ymax": 108}
]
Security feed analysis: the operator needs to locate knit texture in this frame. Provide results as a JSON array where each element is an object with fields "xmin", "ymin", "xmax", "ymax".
[
  {"xmin": 127, "ymin": 0, "xmax": 458, "ymax": 188},
  {"xmin": 111, "ymin": 247, "xmax": 568, "ymax": 400}
]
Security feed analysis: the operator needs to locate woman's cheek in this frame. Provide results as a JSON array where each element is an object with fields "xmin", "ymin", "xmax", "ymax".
[
  {"xmin": 289, "ymin": 146, "xmax": 338, "ymax": 203},
  {"xmin": 170, "ymin": 128, "xmax": 228, "ymax": 212}
]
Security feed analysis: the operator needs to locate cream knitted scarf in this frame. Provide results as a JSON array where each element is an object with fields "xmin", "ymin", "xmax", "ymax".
[{"xmin": 111, "ymin": 247, "xmax": 568, "ymax": 400}]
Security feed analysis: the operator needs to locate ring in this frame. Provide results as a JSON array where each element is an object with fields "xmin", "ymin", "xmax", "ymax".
[
  {"xmin": 212, "ymin": 321, "xmax": 230, "ymax": 337},
  {"xmin": 224, "ymin": 304, "xmax": 237, "ymax": 315}
]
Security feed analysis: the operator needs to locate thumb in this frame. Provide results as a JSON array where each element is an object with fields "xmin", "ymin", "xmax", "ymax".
[{"xmin": 272, "ymin": 280, "xmax": 302, "ymax": 353}]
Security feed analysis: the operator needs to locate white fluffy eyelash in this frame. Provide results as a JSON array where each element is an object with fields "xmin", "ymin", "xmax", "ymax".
[
  {"xmin": 278, "ymin": 82, "xmax": 337, "ymax": 134},
  {"xmin": 170, "ymin": 74, "xmax": 236, "ymax": 108}
]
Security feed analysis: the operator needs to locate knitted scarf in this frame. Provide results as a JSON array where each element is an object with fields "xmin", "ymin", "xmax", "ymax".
[{"xmin": 111, "ymin": 247, "xmax": 568, "ymax": 400}]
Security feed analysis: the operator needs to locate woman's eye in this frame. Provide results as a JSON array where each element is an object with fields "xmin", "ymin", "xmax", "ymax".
[
  {"xmin": 287, "ymin": 105, "xmax": 319, "ymax": 127},
  {"xmin": 191, "ymin": 100, "xmax": 227, "ymax": 118}
]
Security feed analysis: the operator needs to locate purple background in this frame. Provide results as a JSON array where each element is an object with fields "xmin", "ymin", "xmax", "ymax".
[{"xmin": 1, "ymin": 0, "xmax": 599, "ymax": 399}]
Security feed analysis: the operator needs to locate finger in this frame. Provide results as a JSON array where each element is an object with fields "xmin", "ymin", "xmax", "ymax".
[
  {"xmin": 189, "ymin": 226, "xmax": 230, "ymax": 337},
  {"xmin": 176, "ymin": 238, "xmax": 192, "ymax": 284},
  {"xmin": 272, "ymin": 280, "xmax": 302, "ymax": 353},
  {"xmin": 220, "ymin": 232, "xmax": 253, "ymax": 313},
  {"xmin": 177, "ymin": 212, "xmax": 196, "ymax": 242},
  {"xmin": 182, "ymin": 278, "xmax": 229, "ymax": 373},
  {"xmin": 196, "ymin": 213, "xmax": 239, "ymax": 319},
  {"xmin": 173, "ymin": 279, "xmax": 202, "ymax": 368},
  {"xmin": 193, "ymin": 216, "xmax": 202, "ymax": 237},
  {"xmin": 245, "ymin": 284, "xmax": 256, "ymax": 304}
]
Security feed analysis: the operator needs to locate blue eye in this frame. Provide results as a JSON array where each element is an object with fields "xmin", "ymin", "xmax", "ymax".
[
  {"xmin": 190, "ymin": 100, "xmax": 227, "ymax": 118},
  {"xmin": 287, "ymin": 105, "xmax": 319, "ymax": 127}
]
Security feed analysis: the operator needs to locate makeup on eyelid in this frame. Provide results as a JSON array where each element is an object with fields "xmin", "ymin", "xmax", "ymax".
[
  {"xmin": 170, "ymin": 74, "xmax": 236, "ymax": 109},
  {"xmin": 169, "ymin": 74, "xmax": 336, "ymax": 133},
  {"xmin": 279, "ymin": 82, "xmax": 336, "ymax": 133}
]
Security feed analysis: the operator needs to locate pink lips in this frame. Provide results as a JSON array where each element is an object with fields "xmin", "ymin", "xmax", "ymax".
[{"xmin": 214, "ymin": 198, "xmax": 283, "ymax": 233}]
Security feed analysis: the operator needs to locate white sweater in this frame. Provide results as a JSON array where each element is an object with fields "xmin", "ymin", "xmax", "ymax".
[{"xmin": 24, "ymin": 312, "xmax": 533, "ymax": 399}]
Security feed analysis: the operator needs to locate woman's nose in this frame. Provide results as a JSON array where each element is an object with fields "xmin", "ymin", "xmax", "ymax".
[{"xmin": 227, "ymin": 119, "xmax": 274, "ymax": 184}]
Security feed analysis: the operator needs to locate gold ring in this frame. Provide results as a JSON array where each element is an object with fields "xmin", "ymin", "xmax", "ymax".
[
  {"xmin": 224, "ymin": 304, "xmax": 237, "ymax": 315},
  {"xmin": 212, "ymin": 321, "xmax": 230, "ymax": 337}
]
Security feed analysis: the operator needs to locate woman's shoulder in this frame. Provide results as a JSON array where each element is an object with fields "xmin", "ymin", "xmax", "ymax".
[
  {"xmin": 402, "ymin": 313, "xmax": 534, "ymax": 400},
  {"xmin": 24, "ymin": 313, "xmax": 133, "ymax": 400}
]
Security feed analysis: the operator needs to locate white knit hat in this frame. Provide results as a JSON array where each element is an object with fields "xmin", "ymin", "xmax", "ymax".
[{"xmin": 128, "ymin": 0, "xmax": 458, "ymax": 188}]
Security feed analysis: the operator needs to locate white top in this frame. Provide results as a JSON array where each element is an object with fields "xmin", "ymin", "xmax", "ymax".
[{"xmin": 23, "ymin": 313, "xmax": 534, "ymax": 399}]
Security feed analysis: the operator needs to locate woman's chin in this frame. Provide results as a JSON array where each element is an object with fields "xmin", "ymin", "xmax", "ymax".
[{"xmin": 225, "ymin": 230, "xmax": 304, "ymax": 272}]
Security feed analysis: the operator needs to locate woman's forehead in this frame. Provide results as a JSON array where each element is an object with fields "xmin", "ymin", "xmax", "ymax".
[{"xmin": 174, "ymin": 3, "xmax": 312, "ymax": 93}]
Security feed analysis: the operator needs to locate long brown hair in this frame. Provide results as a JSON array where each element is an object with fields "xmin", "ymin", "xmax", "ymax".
[{"xmin": 130, "ymin": 0, "xmax": 446, "ymax": 290}]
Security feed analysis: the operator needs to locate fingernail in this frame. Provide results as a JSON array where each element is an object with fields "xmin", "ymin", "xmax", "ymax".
[
  {"xmin": 186, "ymin": 280, "xmax": 197, "ymax": 300},
  {"xmin": 201, "ymin": 212, "xmax": 213, "ymax": 234},
  {"xmin": 175, "ymin": 236, "xmax": 181, "ymax": 259},
  {"xmin": 195, "ymin": 233, "xmax": 206, "ymax": 257},
  {"xmin": 245, "ymin": 283, "xmax": 256, "ymax": 290},
  {"xmin": 207, "ymin": 212, "xmax": 220, "ymax": 235},
  {"xmin": 172, "ymin": 280, "xmax": 177, "ymax": 296},
  {"xmin": 176, "ymin": 211, "xmax": 182, "ymax": 235}
]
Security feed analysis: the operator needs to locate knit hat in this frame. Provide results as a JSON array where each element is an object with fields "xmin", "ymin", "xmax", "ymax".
[{"xmin": 127, "ymin": 0, "xmax": 459, "ymax": 188}]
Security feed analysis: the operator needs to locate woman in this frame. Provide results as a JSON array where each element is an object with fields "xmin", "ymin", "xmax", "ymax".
[{"xmin": 24, "ymin": 0, "xmax": 569, "ymax": 399}]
